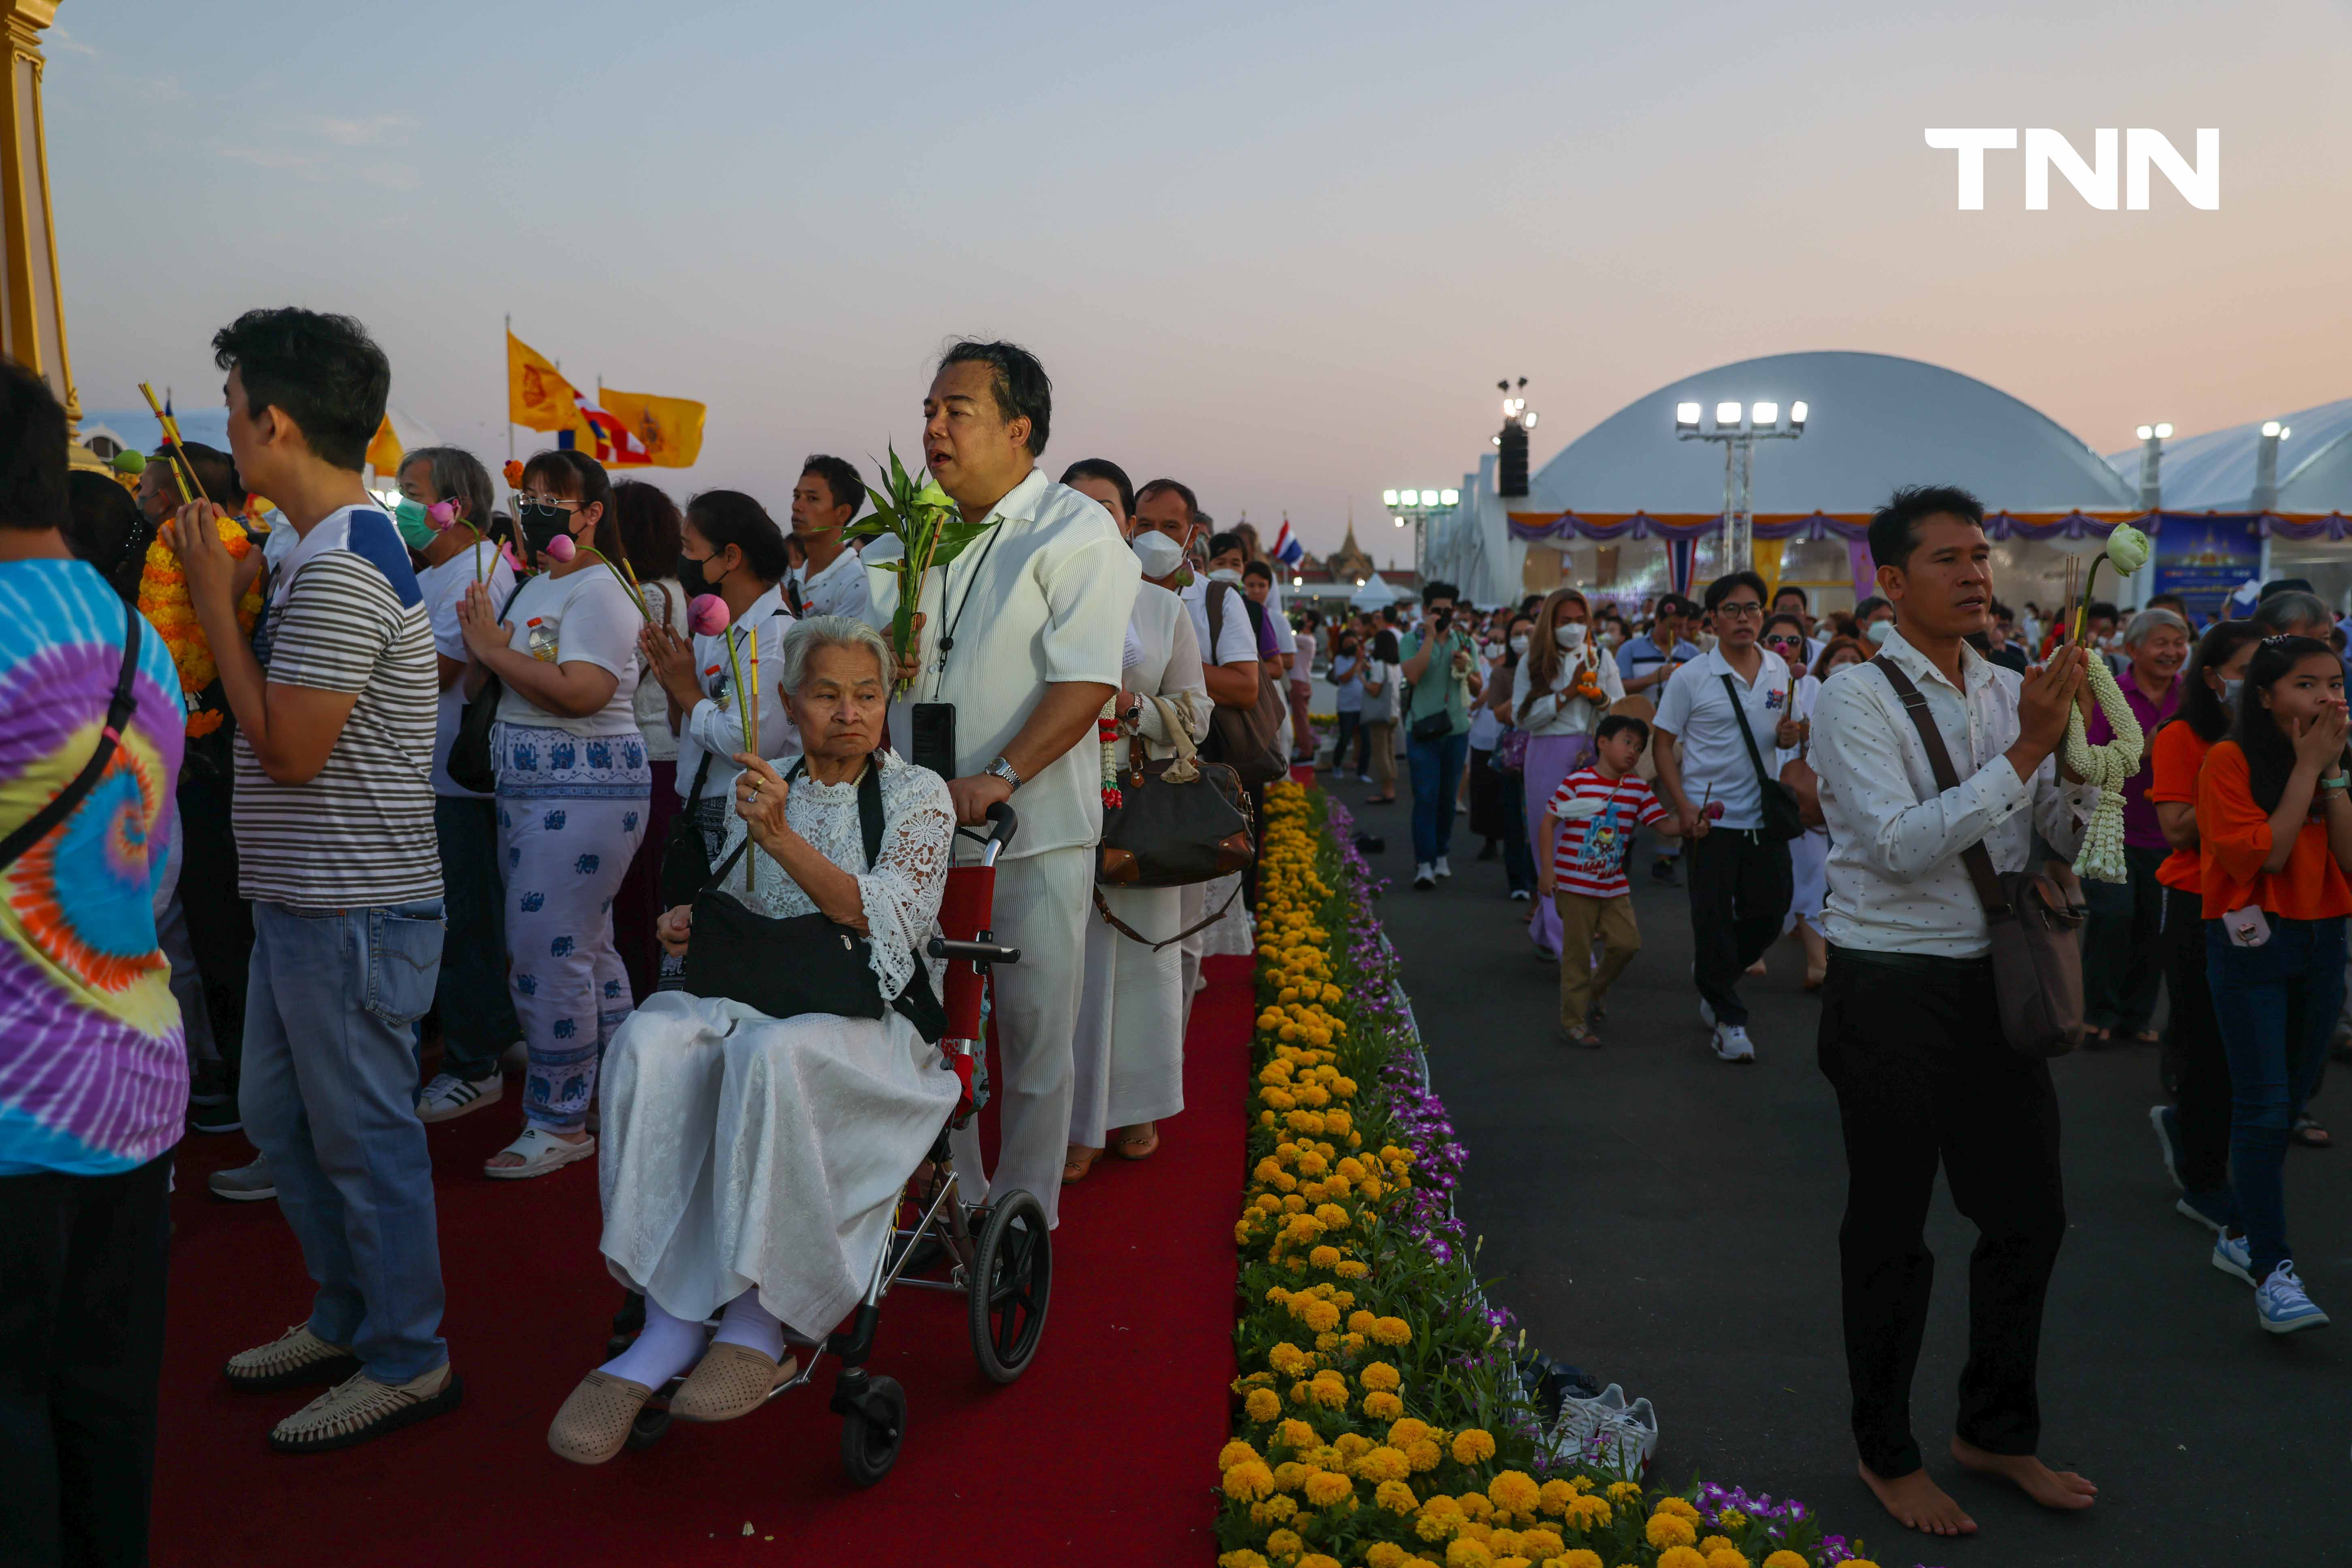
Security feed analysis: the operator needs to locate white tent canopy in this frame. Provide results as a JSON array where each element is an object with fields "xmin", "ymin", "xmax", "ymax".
[
  {"xmin": 2105, "ymin": 396, "xmax": 2352, "ymax": 513},
  {"xmin": 1348, "ymin": 573, "xmax": 1400, "ymax": 609}
]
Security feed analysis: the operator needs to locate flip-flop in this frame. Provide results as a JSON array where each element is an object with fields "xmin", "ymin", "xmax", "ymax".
[{"xmin": 484, "ymin": 1126, "xmax": 597, "ymax": 1180}]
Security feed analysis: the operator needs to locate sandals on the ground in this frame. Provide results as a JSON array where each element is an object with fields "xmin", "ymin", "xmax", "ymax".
[
  {"xmin": 671, "ymin": 1343, "xmax": 799, "ymax": 1423},
  {"xmin": 484, "ymin": 1126, "xmax": 597, "ymax": 1180},
  {"xmin": 1113, "ymin": 1124, "xmax": 1160, "ymax": 1161},
  {"xmin": 2293, "ymin": 1115, "xmax": 2331, "ymax": 1150},
  {"xmin": 548, "ymin": 1370, "xmax": 656, "ymax": 1465}
]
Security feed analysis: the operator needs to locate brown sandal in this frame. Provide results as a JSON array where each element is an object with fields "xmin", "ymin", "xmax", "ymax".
[
  {"xmin": 1063, "ymin": 1145, "xmax": 1103, "ymax": 1183},
  {"xmin": 548, "ymin": 1369, "xmax": 656, "ymax": 1465},
  {"xmin": 1113, "ymin": 1123, "xmax": 1160, "ymax": 1161},
  {"xmin": 670, "ymin": 1343, "xmax": 798, "ymax": 1424}
]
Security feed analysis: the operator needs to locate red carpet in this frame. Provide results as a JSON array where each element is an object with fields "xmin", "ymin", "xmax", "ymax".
[{"xmin": 152, "ymin": 957, "xmax": 1252, "ymax": 1568}]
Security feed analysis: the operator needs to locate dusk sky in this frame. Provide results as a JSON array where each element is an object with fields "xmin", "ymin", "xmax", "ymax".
[{"xmin": 44, "ymin": 1, "xmax": 2352, "ymax": 554}]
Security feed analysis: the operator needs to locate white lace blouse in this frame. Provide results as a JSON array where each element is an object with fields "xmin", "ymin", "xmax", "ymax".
[{"xmin": 709, "ymin": 750, "xmax": 957, "ymax": 1006}]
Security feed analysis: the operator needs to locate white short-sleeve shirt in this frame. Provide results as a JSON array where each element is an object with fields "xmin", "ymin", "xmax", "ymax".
[
  {"xmin": 494, "ymin": 565, "xmax": 644, "ymax": 736},
  {"xmin": 1651, "ymin": 644, "xmax": 1793, "ymax": 830},
  {"xmin": 415, "ymin": 541, "xmax": 516, "ymax": 797},
  {"xmin": 1180, "ymin": 577, "xmax": 1262, "ymax": 668},
  {"xmin": 867, "ymin": 467, "xmax": 1142, "ymax": 861}
]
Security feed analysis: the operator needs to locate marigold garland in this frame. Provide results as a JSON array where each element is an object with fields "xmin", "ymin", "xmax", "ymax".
[
  {"xmin": 1218, "ymin": 783, "xmax": 1899, "ymax": 1568},
  {"xmin": 138, "ymin": 514, "xmax": 262, "ymax": 734}
]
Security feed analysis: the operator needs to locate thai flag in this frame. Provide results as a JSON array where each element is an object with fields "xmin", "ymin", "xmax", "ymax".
[
  {"xmin": 1271, "ymin": 518, "xmax": 1305, "ymax": 567},
  {"xmin": 558, "ymin": 389, "xmax": 651, "ymax": 467}
]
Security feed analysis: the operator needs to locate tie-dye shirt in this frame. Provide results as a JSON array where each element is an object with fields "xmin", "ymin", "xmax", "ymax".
[{"xmin": 0, "ymin": 558, "xmax": 186, "ymax": 1176}]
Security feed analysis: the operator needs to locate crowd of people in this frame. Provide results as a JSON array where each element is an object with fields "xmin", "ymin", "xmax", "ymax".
[
  {"xmin": 0, "ymin": 317, "xmax": 1314, "ymax": 1565},
  {"xmin": 1306, "ymin": 490, "xmax": 2352, "ymax": 1539}
]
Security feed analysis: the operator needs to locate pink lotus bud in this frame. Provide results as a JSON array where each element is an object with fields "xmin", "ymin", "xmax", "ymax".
[
  {"xmin": 426, "ymin": 499, "xmax": 458, "ymax": 529},
  {"xmin": 1706, "ymin": 801, "xmax": 1725, "ymax": 820},
  {"xmin": 500, "ymin": 541, "xmax": 528, "ymax": 573},
  {"xmin": 542, "ymin": 532, "xmax": 577, "ymax": 563},
  {"xmin": 690, "ymin": 594, "xmax": 731, "ymax": 636}
]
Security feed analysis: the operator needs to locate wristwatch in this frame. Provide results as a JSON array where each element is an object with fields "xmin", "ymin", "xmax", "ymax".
[{"xmin": 984, "ymin": 755, "xmax": 1024, "ymax": 791}]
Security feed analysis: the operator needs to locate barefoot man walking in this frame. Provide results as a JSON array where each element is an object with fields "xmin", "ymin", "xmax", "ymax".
[{"xmin": 1809, "ymin": 486, "xmax": 2101, "ymax": 1538}]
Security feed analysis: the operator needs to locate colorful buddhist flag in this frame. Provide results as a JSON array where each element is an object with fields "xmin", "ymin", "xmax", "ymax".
[
  {"xmin": 507, "ymin": 330, "xmax": 578, "ymax": 433},
  {"xmin": 558, "ymin": 387, "xmax": 652, "ymax": 467},
  {"xmin": 597, "ymin": 386, "xmax": 706, "ymax": 469},
  {"xmin": 365, "ymin": 414, "xmax": 403, "ymax": 475}
]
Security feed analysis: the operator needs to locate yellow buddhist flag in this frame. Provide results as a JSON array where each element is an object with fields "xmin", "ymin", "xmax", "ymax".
[
  {"xmin": 599, "ymin": 386, "xmax": 707, "ymax": 469},
  {"xmin": 365, "ymin": 414, "xmax": 403, "ymax": 474},
  {"xmin": 507, "ymin": 330, "xmax": 578, "ymax": 433}
]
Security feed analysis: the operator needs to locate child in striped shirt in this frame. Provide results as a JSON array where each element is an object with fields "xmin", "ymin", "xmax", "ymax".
[{"xmin": 1536, "ymin": 714, "xmax": 1689, "ymax": 1046}]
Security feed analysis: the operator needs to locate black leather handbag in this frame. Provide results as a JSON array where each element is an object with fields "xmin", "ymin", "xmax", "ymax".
[
  {"xmin": 445, "ymin": 579, "xmax": 529, "ymax": 796},
  {"xmin": 1201, "ymin": 583, "xmax": 1289, "ymax": 786},
  {"xmin": 680, "ymin": 755, "xmax": 947, "ymax": 1041},
  {"xmin": 1097, "ymin": 696, "xmax": 1255, "ymax": 888}
]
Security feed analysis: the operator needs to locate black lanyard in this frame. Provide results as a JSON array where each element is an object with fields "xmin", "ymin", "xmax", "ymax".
[{"xmin": 928, "ymin": 520, "xmax": 1005, "ymax": 701}]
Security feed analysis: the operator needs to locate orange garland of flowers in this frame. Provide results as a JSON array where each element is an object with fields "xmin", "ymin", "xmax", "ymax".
[{"xmin": 138, "ymin": 515, "xmax": 262, "ymax": 736}]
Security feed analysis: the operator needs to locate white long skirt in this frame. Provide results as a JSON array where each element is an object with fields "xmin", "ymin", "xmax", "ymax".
[
  {"xmin": 598, "ymin": 992, "xmax": 961, "ymax": 1340},
  {"xmin": 1784, "ymin": 825, "xmax": 1829, "ymax": 935},
  {"xmin": 1195, "ymin": 871, "xmax": 1255, "ymax": 957},
  {"xmin": 1069, "ymin": 885, "xmax": 1186, "ymax": 1148}
]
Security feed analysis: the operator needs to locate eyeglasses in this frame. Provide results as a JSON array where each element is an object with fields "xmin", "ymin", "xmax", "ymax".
[
  {"xmin": 1763, "ymin": 633, "xmax": 1803, "ymax": 647},
  {"xmin": 513, "ymin": 492, "xmax": 583, "ymax": 511},
  {"xmin": 1716, "ymin": 601, "xmax": 1765, "ymax": 619}
]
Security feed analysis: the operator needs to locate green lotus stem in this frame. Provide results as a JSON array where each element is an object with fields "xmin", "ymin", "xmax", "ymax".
[
  {"xmin": 722, "ymin": 631, "xmax": 752, "ymax": 891},
  {"xmin": 2071, "ymin": 557, "xmax": 2106, "ymax": 646}
]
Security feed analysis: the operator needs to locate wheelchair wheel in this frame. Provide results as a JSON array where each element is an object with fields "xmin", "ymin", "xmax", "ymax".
[
  {"xmin": 838, "ymin": 1376, "xmax": 906, "ymax": 1487},
  {"xmin": 968, "ymin": 1189, "xmax": 1050, "ymax": 1383},
  {"xmin": 624, "ymin": 1404, "xmax": 671, "ymax": 1451}
]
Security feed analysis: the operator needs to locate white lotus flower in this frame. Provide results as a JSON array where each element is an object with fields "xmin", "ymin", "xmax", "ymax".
[{"xmin": 2106, "ymin": 522, "xmax": 2150, "ymax": 576}]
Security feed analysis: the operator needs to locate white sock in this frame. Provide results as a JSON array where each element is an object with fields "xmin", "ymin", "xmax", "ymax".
[
  {"xmin": 598, "ymin": 1295, "xmax": 706, "ymax": 1389},
  {"xmin": 710, "ymin": 1287, "xmax": 787, "ymax": 1363}
]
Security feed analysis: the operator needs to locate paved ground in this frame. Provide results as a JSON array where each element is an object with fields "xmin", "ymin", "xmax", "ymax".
[{"xmin": 1323, "ymin": 767, "xmax": 2346, "ymax": 1567}]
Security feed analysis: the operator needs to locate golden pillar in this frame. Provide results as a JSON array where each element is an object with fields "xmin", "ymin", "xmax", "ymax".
[{"xmin": 1, "ymin": 0, "xmax": 79, "ymax": 433}]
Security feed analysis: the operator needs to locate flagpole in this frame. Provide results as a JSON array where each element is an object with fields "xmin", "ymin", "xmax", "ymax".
[{"xmin": 504, "ymin": 314, "xmax": 515, "ymax": 463}]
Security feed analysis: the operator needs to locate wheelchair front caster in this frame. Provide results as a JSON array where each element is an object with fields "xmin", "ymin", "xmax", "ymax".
[
  {"xmin": 837, "ymin": 1375, "xmax": 906, "ymax": 1487},
  {"xmin": 624, "ymin": 1404, "xmax": 671, "ymax": 1451},
  {"xmin": 969, "ymin": 1188, "xmax": 1051, "ymax": 1384}
]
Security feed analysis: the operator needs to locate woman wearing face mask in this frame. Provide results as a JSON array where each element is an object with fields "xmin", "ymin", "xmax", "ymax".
[
  {"xmin": 637, "ymin": 491, "xmax": 796, "ymax": 992},
  {"xmin": 1061, "ymin": 468, "xmax": 1214, "ymax": 1180},
  {"xmin": 456, "ymin": 449, "xmax": 650, "ymax": 1178},
  {"xmin": 1515, "ymin": 588, "xmax": 1625, "ymax": 958},
  {"xmin": 2147, "ymin": 620, "xmax": 2263, "ymax": 1236},
  {"xmin": 2193, "ymin": 635, "xmax": 2352, "ymax": 1333},
  {"xmin": 400, "ymin": 447, "xmax": 526, "ymax": 1125},
  {"xmin": 2080, "ymin": 607, "xmax": 2192, "ymax": 1046},
  {"xmin": 1470, "ymin": 612, "xmax": 1540, "ymax": 899}
]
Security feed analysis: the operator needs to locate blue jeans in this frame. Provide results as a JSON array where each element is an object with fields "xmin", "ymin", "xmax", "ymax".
[
  {"xmin": 2207, "ymin": 916, "xmax": 2346, "ymax": 1283},
  {"xmin": 432, "ymin": 797, "xmax": 521, "ymax": 1081},
  {"xmin": 240, "ymin": 899, "xmax": 449, "ymax": 1383},
  {"xmin": 1407, "ymin": 729, "xmax": 1469, "ymax": 865}
]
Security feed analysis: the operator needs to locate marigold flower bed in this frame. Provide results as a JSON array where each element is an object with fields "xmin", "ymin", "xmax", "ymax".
[{"xmin": 1217, "ymin": 782, "xmax": 1905, "ymax": 1568}]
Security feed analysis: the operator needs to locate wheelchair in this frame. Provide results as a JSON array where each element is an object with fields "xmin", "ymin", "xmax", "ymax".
[{"xmin": 611, "ymin": 801, "xmax": 1052, "ymax": 1485}]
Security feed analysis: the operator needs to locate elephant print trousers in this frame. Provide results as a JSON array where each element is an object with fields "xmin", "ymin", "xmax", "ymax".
[{"xmin": 498, "ymin": 787, "xmax": 648, "ymax": 1133}]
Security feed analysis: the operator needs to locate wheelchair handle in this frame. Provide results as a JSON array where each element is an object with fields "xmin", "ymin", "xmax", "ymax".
[{"xmin": 929, "ymin": 935, "xmax": 1021, "ymax": 967}]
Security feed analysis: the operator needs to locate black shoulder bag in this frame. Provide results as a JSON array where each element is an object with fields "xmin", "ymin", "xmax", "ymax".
[
  {"xmin": 0, "ymin": 612, "xmax": 143, "ymax": 875},
  {"xmin": 445, "ymin": 577, "xmax": 531, "ymax": 796},
  {"xmin": 1719, "ymin": 671, "xmax": 1806, "ymax": 843},
  {"xmin": 680, "ymin": 755, "xmax": 948, "ymax": 1042}
]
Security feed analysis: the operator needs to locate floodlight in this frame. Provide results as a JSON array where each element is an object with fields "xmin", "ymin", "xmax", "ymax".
[
  {"xmin": 2260, "ymin": 421, "xmax": 2281, "ymax": 439},
  {"xmin": 1790, "ymin": 400, "xmax": 1808, "ymax": 431},
  {"xmin": 1382, "ymin": 489, "xmax": 1399, "ymax": 506},
  {"xmin": 1440, "ymin": 489, "xmax": 1459, "ymax": 505},
  {"xmin": 2135, "ymin": 425, "xmax": 2153, "ymax": 441},
  {"xmin": 2154, "ymin": 422, "xmax": 2174, "ymax": 439},
  {"xmin": 1751, "ymin": 401, "xmax": 1779, "ymax": 426},
  {"xmin": 1523, "ymin": 412, "xmax": 1538, "ymax": 429},
  {"xmin": 1676, "ymin": 402, "xmax": 1702, "ymax": 431},
  {"xmin": 1715, "ymin": 401, "xmax": 1743, "ymax": 426},
  {"xmin": 2280, "ymin": 426, "xmax": 2291, "ymax": 440}
]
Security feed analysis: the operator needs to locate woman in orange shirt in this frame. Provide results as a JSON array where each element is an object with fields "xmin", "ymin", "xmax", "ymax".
[
  {"xmin": 2196, "ymin": 635, "xmax": 2352, "ymax": 1334},
  {"xmin": 2147, "ymin": 620, "xmax": 2262, "ymax": 1233}
]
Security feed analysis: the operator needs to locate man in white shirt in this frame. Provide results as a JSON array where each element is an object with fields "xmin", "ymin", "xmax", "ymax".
[
  {"xmin": 1140, "ymin": 480, "xmax": 1261, "ymax": 707},
  {"xmin": 867, "ymin": 341, "xmax": 1140, "ymax": 1229},
  {"xmin": 788, "ymin": 455, "xmax": 872, "ymax": 622},
  {"xmin": 1811, "ymin": 484, "xmax": 2097, "ymax": 1540},
  {"xmin": 1651, "ymin": 571, "xmax": 1795, "ymax": 1061}
]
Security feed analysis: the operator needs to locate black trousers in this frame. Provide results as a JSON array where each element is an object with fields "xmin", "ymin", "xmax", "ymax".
[
  {"xmin": 1818, "ymin": 949, "xmax": 2066, "ymax": 1479},
  {"xmin": 1686, "ymin": 827, "xmax": 1793, "ymax": 1027},
  {"xmin": 0, "ymin": 1149, "xmax": 173, "ymax": 1568},
  {"xmin": 2083, "ymin": 842, "xmax": 2167, "ymax": 1032},
  {"xmin": 2160, "ymin": 884, "xmax": 2233, "ymax": 1193},
  {"xmin": 175, "ymin": 770, "xmax": 251, "ymax": 1076}
]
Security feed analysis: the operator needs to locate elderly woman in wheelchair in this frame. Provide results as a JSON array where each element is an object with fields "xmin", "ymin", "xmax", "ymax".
[{"xmin": 549, "ymin": 615, "xmax": 961, "ymax": 1464}]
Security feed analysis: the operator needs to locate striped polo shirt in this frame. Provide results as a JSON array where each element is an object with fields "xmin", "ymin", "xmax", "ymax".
[{"xmin": 234, "ymin": 504, "xmax": 441, "ymax": 910}]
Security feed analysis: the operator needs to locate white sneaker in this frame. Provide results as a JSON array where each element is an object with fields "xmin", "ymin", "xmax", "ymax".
[
  {"xmin": 1510, "ymin": 888, "xmax": 1531, "ymax": 901},
  {"xmin": 1711, "ymin": 1023, "xmax": 1756, "ymax": 1063},
  {"xmin": 2256, "ymin": 1261, "xmax": 2329, "ymax": 1334},
  {"xmin": 1608, "ymin": 1396, "xmax": 1661, "ymax": 1472},
  {"xmin": 1434, "ymin": 856, "xmax": 1452, "ymax": 879},
  {"xmin": 1413, "ymin": 862, "xmax": 1436, "ymax": 889},
  {"xmin": 1550, "ymin": 1382, "xmax": 1626, "ymax": 1463},
  {"xmin": 208, "ymin": 1155, "xmax": 277, "ymax": 1202},
  {"xmin": 2211, "ymin": 1231, "xmax": 2254, "ymax": 1285},
  {"xmin": 416, "ymin": 1072, "xmax": 503, "ymax": 1124}
]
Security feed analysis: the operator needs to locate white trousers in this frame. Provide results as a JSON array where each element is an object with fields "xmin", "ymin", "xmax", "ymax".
[
  {"xmin": 1069, "ymin": 884, "xmax": 1186, "ymax": 1149},
  {"xmin": 949, "ymin": 846, "xmax": 1091, "ymax": 1229}
]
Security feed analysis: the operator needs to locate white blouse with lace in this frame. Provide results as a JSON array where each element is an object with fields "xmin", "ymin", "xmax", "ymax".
[{"xmin": 709, "ymin": 749, "xmax": 955, "ymax": 1006}]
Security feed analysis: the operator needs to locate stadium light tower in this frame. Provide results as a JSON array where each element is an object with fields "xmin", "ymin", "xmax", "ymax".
[
  {"xmin": 2251, "ymin": 420, "xmax": 2293, "ymax": 512},
  {"xmin": 2133, "ymin": 422, "xmax": 2173, "ymax": 510},
  {"xmin": 1384, "ymin": 485, "xmax": 1461, "ymax": 583},
  {"xmin": 1673, "ymin": 398, "xmax": 1807, "ymax": 571}
]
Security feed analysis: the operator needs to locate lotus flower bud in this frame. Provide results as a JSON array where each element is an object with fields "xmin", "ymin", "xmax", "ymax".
[
  {"xmin": 690, "ymin": 594, "xmax": 732, "ymax": 636},
  {"xmin": 2105, "ymin": 522, "xmax": 2150, "ymax": 576},
  {"xmin": 500, "ymin": 541, "xmax": 528, "ymax": 573},
  {"xmin": 426, "ymin": 499, "xmax": 458, "ymax": 530},
  {"xmin": 541, "ymin": 532, "xmax": 577, "ymax": 563},
  {"xmin": 1706, "ymin": 801, "xmax": 1726, "ymax": 820}
]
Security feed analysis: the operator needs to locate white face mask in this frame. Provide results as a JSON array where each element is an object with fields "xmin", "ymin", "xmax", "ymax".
[
  {"xmin": 1555, "ymin": 622, "xmax": 1586, "ymax": 649},
  {"xmin": 1207, "ymin": 567, "xmax": 1243, "ymax": 584},
  {"xmin": 1866, "ymin": 620, "xmax": 1894, "ymax": 645},
  {"xmin": 1509, "ymin": 634, "xmax": 1530, "ymax": 656},
  {"xmin": 1130, "ymin": 530, "xmax": 1185, "ymax": 579}
]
